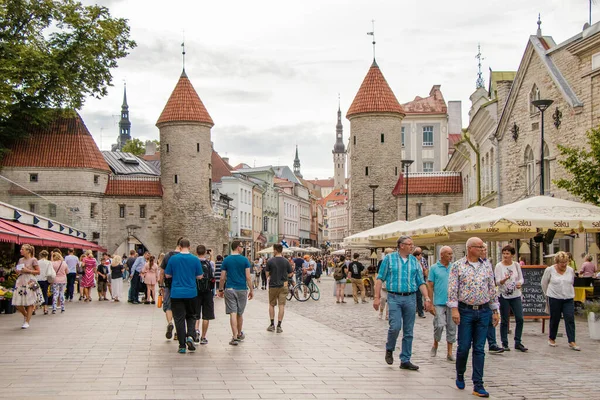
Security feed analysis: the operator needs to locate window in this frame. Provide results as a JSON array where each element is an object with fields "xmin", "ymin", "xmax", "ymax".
[
  {"xmin": 444, "ymin": 203, "xmax": 450, "ymax": 215},
  {"xmin": 529, "ymin": 85, "xmax": 541, "ymax": 114},
  {"xmin": 174, "ymin": 175, "xmax": 178, "ymax": 184},
  {"xmin": 593, "ymin": 52, "xmax": 600, "ymax": 70},
  {"xmin": 93, "ymin": 175, "xmax": 99, "ymax": 184},
  {"xmin": 543, "ymin": 142, "xmax": 551, "ymax": 192},
  {"xmin": 422, "ymin": 126, "xmax": 433, "ymax": 146},
  {"xmin": 423, "ymin": 162, "xmax": 434, "ymax": 172},
  {"xmin": 90, "ymin": 203, "xmax": 97, "ymax": 219},
  {"xmin": 380, "ymin": 133, "xmax": 384, "ymax": 143},
  {"xmin": 119, "ymin": 205, "xmax": 125, "ymax": 218},
  {"xmin": 166, "ymin": 144, "xmax": 170, "ymax": 153},
  {"xmin": 416, "ymin": 203, "xmax": 422, "ymax": 217},
  {"xmin": 395, "ymin": 166, "xmax": 398, "ymax": 176},
  {"xmin": 29, "ymin": 173, "xmax": 38, "ymax": 182},
  {"xmin": 365, "ymin": 166, "xmax": 369, "ymax": 176},
  {"xmin": 29, "ymin": 203, "xmax": 35, "ymax": 213},
  {"xmin": 139, "ymin": 205, "xmax": 146, "ymax": 219},
  {"xmin": 401, "ymin": 127, "xmax": 405, "ymax": 147},
  {"xmin": 525, "ymin": 146, "xmax": 535, "ymax": 195},
  {"xmin": 197, "ymin": 143, "xmax": 200, "ymax": 152},
  {"xmin": 48, "ymin": 204, "xmax": 56, "ymax": 218},
  {"xmin": 353, "ymin": 136, "xmax": 356, "ymax": 146}
]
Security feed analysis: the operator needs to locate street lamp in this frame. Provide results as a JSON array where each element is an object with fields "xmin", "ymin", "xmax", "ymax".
[
  {"xmin": 531, "ymin": 99, "xmax": 554, "ymax": 195},
  {"xmin": 368, "ymin": 184, "xmax": 379, "ymax": 228},
  {"xmin": 401, "ymin": 160, "xmax": 414, "ymax": 221}
]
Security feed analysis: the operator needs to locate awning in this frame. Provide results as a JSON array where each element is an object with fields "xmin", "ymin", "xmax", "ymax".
[{"xmin": 0, "ymin": 219, "xmax": 106, "ymax": 252}]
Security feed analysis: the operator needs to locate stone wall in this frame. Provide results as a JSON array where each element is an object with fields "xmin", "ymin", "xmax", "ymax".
[{"xmin": 396, "ymin": 193, "xmax": 463, "ymax": 222}]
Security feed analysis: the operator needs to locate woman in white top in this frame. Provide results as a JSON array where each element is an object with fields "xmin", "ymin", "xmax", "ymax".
[
  {"xmin": 495, "ymin": 244, "xmax": 527, "ymax": 352},
  {"xmin": 36, "ymin": 250, "xmax": 53, "ymax": 315},
  {"xmin": 541, "ymin": 251, "xmax": 579, "ymax": 350}
]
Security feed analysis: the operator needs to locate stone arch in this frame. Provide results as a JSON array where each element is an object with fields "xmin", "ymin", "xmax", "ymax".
[
  {"xmin": 529, "ymin": 84, "xmax": 541, "ymax": 114},
  {"xmin": 525, "ymin": 145, "xmax": 535, "ymax": 195}
]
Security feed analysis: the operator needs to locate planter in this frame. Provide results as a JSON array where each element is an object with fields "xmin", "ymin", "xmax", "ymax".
[
  {"xmin": 588, "ymin": 312, "xmax": 600, "ymax": 340},
  {"xmin": 0, "ymin": 299, "xmax": 15, "ymax": 314}
]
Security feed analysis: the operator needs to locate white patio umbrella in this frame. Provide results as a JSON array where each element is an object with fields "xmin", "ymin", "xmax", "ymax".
[
  {"xmin": 331, "ymin": 249, "xmax": 346, "ymax": 255},
  {"xmin": 257, "ymin": 246, "xmax": 274, "ymax": 254},
  {"xmin": 343, "ymin": 220, "xmax": 408, "ymax": 247}
]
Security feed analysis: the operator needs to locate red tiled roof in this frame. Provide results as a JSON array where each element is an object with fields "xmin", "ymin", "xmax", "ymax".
[
  {"xmin": 0, "ymin": 112, "xmax": 110, "ymax": 172},
  {"xmin": 306, "ymin": 178, "xmax": 334, "ymax": 188},
  {"xmin": 105, "ymin": 177, "xmax": 163, "ymax": 197},
  {"xmin": 402, "ymin": 85, "xmax": 447, "ymax": 114},
  {"xmin": 392, "ymin": 174, "xmax": 462, "ymax": 196},
  {"xmin": 319, "ymin": 189, "xmax": 348, "ymax": 206},
  {"xmin": 156, "ymin": 71, "xmax": 214, "ymax": 127},
  {"xmin": 449, "ymin": 134, "xmax": 462, "ymax": 146},
  {"xmin": 212, "ymin": 151, "xmax": 233, "ymax": 183},
  {"xmin": 347, "ymin": 60, "xmax": 404, "ymax": 118},
  {"xmin": 233, "ymin": 163, "xmax": 249, "ymax": 170}
]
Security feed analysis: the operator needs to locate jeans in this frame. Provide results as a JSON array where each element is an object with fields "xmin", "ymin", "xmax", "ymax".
[
  {"xmin": 486, "ymin": 315, "xmax": 498, "ymax": 348},
  {"xmin": 386, "ymin": 293, "xmax": 416, "ymax": 363},
  {"xmin": 548, "ymin": 297, "xmax": 575, "ymax": 343},
  {"xmin": 66, "ymin": 273, "xmax": 76, "ymax": 300},
  {"xmin": 499, "ymin": 296, "xmax": 524, "ymax": 346},
  {"xmin": 52, "ymin": 283, "xmax": 66, "ymax": 311},
  {"xmin": 416, "ymin": 290, "xmax": 424, "ymax": 316},
  {"xmin": 171, "ymin": 297, "xmax": 198, "ymax": 349},
  {"xmin": 128, "ymin": 271, "xmax": 140, "ymax": 302},
  {"xmin": 38, "ymin": 280, "xmax": 51, "ymax": 306},
  {"xmin": 456, "ymin": 305, "xmax": 491, "ymax": 389}
]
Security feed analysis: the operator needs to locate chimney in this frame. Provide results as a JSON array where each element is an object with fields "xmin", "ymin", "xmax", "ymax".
[
  {"xmin": 145, "ymin": 140, "xmax": 157, "ymax": 156},
  {"xmin": 222, "ymin": 157, "xmax": 229, "ymax": 164}
]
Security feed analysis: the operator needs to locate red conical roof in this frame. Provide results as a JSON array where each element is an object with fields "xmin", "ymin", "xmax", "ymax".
[
  {"xmin": 156, "ymin": 71, "xmax": 214, "ymax": 127},
  {"xmin": 346, "ymin": 60, "xmax": 404, "ymax": 118}
]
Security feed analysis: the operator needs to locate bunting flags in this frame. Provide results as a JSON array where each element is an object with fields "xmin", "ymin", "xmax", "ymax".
[{"xmin": 14, "ymin": 210, "xmax": 21, "ymax": 220}]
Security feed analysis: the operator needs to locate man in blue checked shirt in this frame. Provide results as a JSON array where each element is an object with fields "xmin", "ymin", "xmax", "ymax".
[{"xmin": 373, "ymin": 235, "xmax": 432, "ymax": 371}]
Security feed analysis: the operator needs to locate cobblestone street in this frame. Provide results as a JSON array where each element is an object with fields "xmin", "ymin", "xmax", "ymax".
[{"xmin": 0, "ymin": 278, "xmax": 598, "ymax": 399}]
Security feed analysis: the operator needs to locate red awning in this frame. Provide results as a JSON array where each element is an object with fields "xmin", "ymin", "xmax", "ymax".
[{"xmin": 0, "ymin": 219, "xmax": 106, "ymax": 252}]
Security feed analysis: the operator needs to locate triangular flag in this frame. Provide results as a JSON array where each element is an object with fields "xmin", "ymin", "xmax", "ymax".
[
  {"xmin": 59, "ymin": 225, "xmax": 65, "ymax": 232},
  {"xmin": 83, "ymin": 232, "xmax": 87, "ymax": 238},
  {"xmin": 33, "ymin": 216, "xmax": 40, "ymax": 225},
  {"xmin": 48, "ymin": 221, "xmax": 54, "ymax": 229},
  {"xmin": 68, "ymin": 228, "xmax": 73, "ymax": 234},
  {"xmin": 14, "ymin": 210, "xmax": 21, "ymax": 220}
]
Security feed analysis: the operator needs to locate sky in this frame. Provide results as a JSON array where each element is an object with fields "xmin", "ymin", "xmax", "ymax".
[{"xmin": 80, "ymin": 0, "xmax": 593, "ymax": 180}]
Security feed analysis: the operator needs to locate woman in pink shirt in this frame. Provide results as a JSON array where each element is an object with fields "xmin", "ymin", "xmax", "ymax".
[
  {"xmin": 51, "ymin": 252, "xmax": 68, "ymax": 313},
  {"xmin": 579, "ymin": 255, "xmax": 597, "ymax": 278}
]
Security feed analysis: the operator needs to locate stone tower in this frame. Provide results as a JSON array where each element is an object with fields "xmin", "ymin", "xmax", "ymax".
[
  {"xmin": 293, "ymin": 145, "xmax": 303, "ymax": 178},
  {"xmin": 156, "ymin": 69, "xmax": 228, "ymax": 254},
  {"xmin": 117, "ymin": 83, "xmax": 131, "ymax": 150},
  {"xmin": 333, "ymin": 104, "xmax": 346, "ymax": 189},
  {"xmin": 347, "ymin": 60, "xmax": 405, "ymax": 234}
]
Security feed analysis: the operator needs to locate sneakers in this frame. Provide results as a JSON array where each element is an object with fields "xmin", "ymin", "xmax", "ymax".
[
  {"xmin": 193, "ymin": 331, "xmax": 200, "ymax": 343},
  {"xmin": 502, "ymin": 344, "xmax": 511, "ymax": 352},
  {"xmin": 456, "ymin": 375, "xmax": 465, "ymax": 390},
  {"xmin": 430, "ymin": 346, "xmax": 437, "ymax": 357},
  {"xmin": 267, "ymin": 325, "xmax": 275, "ymax": 332},
  {"xmin": 186, "ymin": 337, "xmax": 196, "ymax": 352},
  {"xmin": 385, "ymin": 350, "xmax": 393, "ymax": 365},
  {"xmin": 488, "ymin": 345, "xmax": 504, "ymax": 354},
  {"xmin": 515, "ymin": 343, "xmax": 528, "ymax": 352},
  {"xmin": 200, "ymin": 337, "xmax": 208, "ymax": 345},
  {"xmin": 178, "ymin": 347, "xmax": 186, "ymax": 354},
  {"xmin": 166, "ymin": 324, "xmax": 174, "ymax": 339},
  {"xmin": 472, "ymin": 387, "xmax": 490, "ymax": 397},
  {"xmin": 237, "ymin": 332, "xmax": 245, "ymax": 341},
  {"xmin": 229, "ymin": 338, "xmax": 239, "ymax": 346},
  {"xmin": 276, "ymin": 326, "xmax": 283, "ymax": 333},
  {"xmin": 21, "ymin": 322, "xmax": 29, "ymax": 329}
]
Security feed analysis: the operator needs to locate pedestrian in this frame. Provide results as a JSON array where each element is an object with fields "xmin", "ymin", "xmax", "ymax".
[
  {"xmin": 165, "ymin": 238, "xmax": 203, "ymax": 354},
  {"xmin": 110, "ymin": 255, "xmax": 124, "ymax": 302},
  {"xmin": 125, "ymin": 249, "xmax": 136, "ymax": 284},
  {"xmin": 51, "ymin": 252, "xmax": 68, "ymax": 314},
  {"xmin": 413, "ymin": 247, "xmax": 428, "ymax": 318},
  {"xmin": 218, "ymin": 240, "xmax": 253, "ymax": 346},
  {"xmin": 214, "ymin": 255, "xmax": 223, "ymax": 297},
  {"xmin": 101, "ymin": 253, "xmax": 113, "ymax": 300},
  {"xmin": 122, "ymin": 253, "xmax": 130, "ymax": 281},
  {"xmin": 266, "ymin": 243, "xmax": 293, "ymax": 333},
  {"xmin": 579, "ymin": 255, "xmax": 597, "ymax": 277},
  {"xmin": 541, "ymin": 251, "xmax": 579, "ymax": 350},
  {"xmin": 13, "ymin": 244, "xmax": 43, "ymax": 329},
  {"xmin": 260, "ymin": 257, "xmax": 267, "ymax": 290},
  {"xmin": 566, "ymin": 252, "xmax": 577, "ymax": 273},
  {"xmin": 252, "ymin": 258, "xmax": 260, "ymax": 289},
  {"xmin": 495, "ymin": 244, "xmax": 527, "ymax": 352},
  {"xmin": 142, "ymin": 255, "xmax": 158, "ymax": 304},
  {"xmin": 194, "ymin": 245, "xmax": 215, "ymax": 345},
  {"xmin": 377, "ymin": 248, "xmax": 394, "ymax": 320},
  {"xmin": 293, "ymin": 255, "xmax": 304, "ymax": 285},
  {"xmin": 427, "ymin": 246, "xmax": 456, "ymax": 361},
  {"xmin": 77, "ymin": 254, "xmax": 85, "ymax": 300},
  {"xmin": 128, "ymin": 251, "xmax": 149, "ymax": 304},
  {"xmin": 482, "ymin": 245, "xmax": 504, "ymax": 354},
  {"xmin": 64, "ymin": 248, "xmax": 78, "ymax": 302},
  {"xmin": 333, "ymin": 255, "xmax": 348, "ymax": 304},
  {"xmin": 315, "ymin": 257, "xmax": 322, "ymax": 283},
  {"xmin": 36, "ymin": 250, "xmax": 52, "ymax": 315},
  {"xmin": 81, "ymin": 250, "xmax": 97, "ymax": 302},
  {"xmin": 448, "ymin": 237, "xmax": 500, "ymax": 398},
  {"xmin": 159, "ymin": 238, "xmax": 182, "ymax": 341},
  {"xmin": 348, "ymin": 253, "xmax": 367, "ymax": 304},
  {"xmin": 96, "ymin": 255, "xmax": 109, "ymax": 301},
  {"xmin": 373, "ymin": 236, "xmax": 431, "ymax": 371}
]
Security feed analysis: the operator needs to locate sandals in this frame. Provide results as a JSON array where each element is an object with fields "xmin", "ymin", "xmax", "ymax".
[
  {"xmin": 569, "ymin": 343, "xmax": 581, "ymax": 351},
  {"xmin": 547, "ymin": 340, "xmax": 557, "ymax": 347}
]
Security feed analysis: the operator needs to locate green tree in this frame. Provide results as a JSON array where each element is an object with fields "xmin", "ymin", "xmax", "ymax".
[
  {"xmin": 0, "ymin": 0, "xmax": 136, "ymax": 152},
  {"xmin": 121, "ymin": 138, "xmax": 145, "ymax": 156},
  {"xmin": 555, "ymin": 125, "xmax": 600, "ymax": 205}
]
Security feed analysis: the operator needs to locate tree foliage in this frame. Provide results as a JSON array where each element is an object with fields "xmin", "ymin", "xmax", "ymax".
[
  {"xmin": 0, "ymin": 0, "xmax": 136, "ymax": 151},
  {"xmin": 555, "ymin": 125, "xmax": 600, "ymax": 205},
  {"xmin": 121, "ymin": 138, "xmax": 145, "ymax": 156}
]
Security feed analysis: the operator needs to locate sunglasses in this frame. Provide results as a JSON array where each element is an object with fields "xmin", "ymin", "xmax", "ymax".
[{"xmin": 414, "ymin": 253, "xmax": 422, "ymax": 256}]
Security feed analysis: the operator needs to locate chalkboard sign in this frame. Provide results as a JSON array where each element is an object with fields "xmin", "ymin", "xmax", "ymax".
[{"xmin": 520, "ymin": 265, "xmax": 549, "ymax": 318}]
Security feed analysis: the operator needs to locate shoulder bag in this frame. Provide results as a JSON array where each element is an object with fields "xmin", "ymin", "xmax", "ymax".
[{"xmin": 47, "ymin": 261, "xmax": 57, "ymax": 283}]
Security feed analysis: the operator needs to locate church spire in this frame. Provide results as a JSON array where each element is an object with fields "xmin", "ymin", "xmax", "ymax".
[
  {"xmin": 293, "ymin": 145, "xmax": 302, "ymax": 178},
  {"xmin": 117, "ymin": 82, "xmax": 131, "ymax": 150},
  {"xmin": 333, "ymin": 99, "xmax": 345, "ymax": 153}
]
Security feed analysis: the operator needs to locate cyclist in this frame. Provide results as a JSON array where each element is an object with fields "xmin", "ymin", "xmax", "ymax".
[{"xmin": 303, "ymin": 256, "xmax": 317, "ymax": 295}]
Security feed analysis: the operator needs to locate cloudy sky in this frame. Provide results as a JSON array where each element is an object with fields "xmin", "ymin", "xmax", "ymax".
[{"xmin": 81, "ymin": 0, "xmax": 592, "ymax": 179}]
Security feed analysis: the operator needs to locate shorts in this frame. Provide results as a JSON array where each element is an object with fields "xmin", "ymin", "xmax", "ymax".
[
  {"xmin": 97, "ymin": 281, "xmax": 107, "ymax": 292},
  {"xmin": 162, "ymin": 286, "xmax": 172, "ymax": 312},
  {"xmin": 196, "ymin": 291, "xmax": 215, "ymax": 320},
  {"xmin": 107, "ymin": 275, "xmax": 112, "ymax": 283},
  {"xmin": 224, "ymin": 289, "xmax": 248, "ymax": 315},
  {"xmin": 336, "ymin": 279, "xmax": 347, "ymax": 285},
  {"xmin": 268, "ymin": 286, "xmax": 287, "ymax": 306}
]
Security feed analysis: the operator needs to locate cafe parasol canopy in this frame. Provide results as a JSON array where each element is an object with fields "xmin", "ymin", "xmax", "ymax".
[{"xmin": 343, "ymin": 220, "xmax": 409, "ymax": 248}]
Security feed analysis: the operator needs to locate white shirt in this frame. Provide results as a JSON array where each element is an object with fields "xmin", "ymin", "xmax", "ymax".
[
  {"xmin": 36, "ymin": 259, "xmax": 53, "ymax": 282},
  {"xmin": 541, "ymin": 265, "xmax": 575, "ymax": 300},
  {"xmin": 494, "ymin": 261, "xmax": 524, "ymax": 299}
]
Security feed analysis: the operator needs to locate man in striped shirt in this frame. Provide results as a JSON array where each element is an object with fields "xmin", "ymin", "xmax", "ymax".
[{"xmin": 373, "ymin": 235, "xmax": 431, "ymax": 371}]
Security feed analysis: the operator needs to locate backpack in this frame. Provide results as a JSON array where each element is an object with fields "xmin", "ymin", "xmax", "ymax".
[
  {"xmin": 197, "ymin": 259, "xmax": 215, "ymax": 293},
  {"xmin": 333, "ymin": 262, "xmax": 345, "ymax": 280}
]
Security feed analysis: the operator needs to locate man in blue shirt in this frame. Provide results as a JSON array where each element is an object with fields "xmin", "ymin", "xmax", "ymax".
[
  {"xmin": 293, "ymin": 256, "xmax": 305, "ymax": 285},
  {"xmin": 218, "ymin": 241, "xmax": 253, "ymax": 346},
  {"xmin": 427, "ymin": 246, "xmax": 456, "ymax": 361},
  {"xmin": 373, "ymin": 235, "xmax": 431, "ymax": 371},
  {"xmin": 128, "ymin": 251, "xmax": 149, "ymax": 304},
  {"xmin": 165, "ymin": 238, "xmax": 203, "ymax": 354}
]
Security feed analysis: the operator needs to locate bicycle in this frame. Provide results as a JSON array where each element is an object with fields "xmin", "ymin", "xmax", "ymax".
[{"xmin": 286, "ymin": 278, "xmax": 320, "ymax": 302}]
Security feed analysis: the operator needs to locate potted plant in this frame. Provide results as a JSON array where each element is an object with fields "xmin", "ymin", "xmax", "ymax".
[{"xmin": 583, "ymin": 302, "xmax": 600, "ymax": 340}]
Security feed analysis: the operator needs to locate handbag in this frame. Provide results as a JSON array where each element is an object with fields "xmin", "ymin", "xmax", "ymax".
[{"xmin": 47, "ymin": 261, "xmax": 56, "ymax": 283}]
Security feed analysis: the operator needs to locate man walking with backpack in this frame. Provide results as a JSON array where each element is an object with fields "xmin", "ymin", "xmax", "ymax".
[
  {"xmin": 334, "ymin": 255, "xmax": 348, "ymax": 304},
  {"xmin": 194, "ymin": 245, "xmax": 215, "ymax": 345}
]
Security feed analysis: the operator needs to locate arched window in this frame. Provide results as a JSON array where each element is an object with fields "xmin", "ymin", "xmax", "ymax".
[
  {"xmin": 529, "ymin": 84, "xmax": 541, "ymax": 114},
  {"xmin": 543, "ymin": 142, "xmax": 551, "ymax": 193},
  {"xmin": 525, "ymin": 146, "xmax": 535, "ymax": 195}
]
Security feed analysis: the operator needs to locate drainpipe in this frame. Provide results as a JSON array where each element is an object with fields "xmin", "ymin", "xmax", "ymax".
[
  {"xmin": 462, "ymin": 129, "xmax": 481, "ymax": 205},
  {"xmin": 490, "ymin": 135, "xmax": 502, "ymax": 206}
]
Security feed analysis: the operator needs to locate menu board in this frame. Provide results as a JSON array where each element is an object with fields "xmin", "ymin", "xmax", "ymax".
[{"xmin": 520, "ymin": 265, "xmax": 549, "ymax": 318}]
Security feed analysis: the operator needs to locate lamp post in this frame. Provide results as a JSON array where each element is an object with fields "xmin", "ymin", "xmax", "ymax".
[
  {"xmin": 531, "ymin": 99, "xmax": 554, "ymax": 195},
  {"xmin": 368, "ymin": 184, "xmax": 379, "ymax": 228},
  {"xmin": 401, "ymin": 160, "xmax": 414, "ymax": 221}
]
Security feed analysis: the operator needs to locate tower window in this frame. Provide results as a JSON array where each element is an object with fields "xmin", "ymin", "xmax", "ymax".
[
  {"xmin": 197, "ymin": 143, "xmax": 200, "ymax": 152},
  {"xmin": 29, "ymin": 203, "xmax": 36, "ymax": 213},
  {"xmin": 139, "ymin": 205, "xmax": 146, "ymax": 219},
  {"xmin": 381, "ymin": 133, "xmax": 384, "ymax": 143},
  {"xmin": 444, "ymin": 203, "xmax": 450, "ymax": 215},
  {"xmin": 119, "ymin": 205, "xmax": 125, "ymax": 218},
  {"xmin": 401, "ymin": 126, "xmax": 405, "ymax": 147},
  {"xmin": 29, "ymin": 173, "xmax": 38, "ymax": 182},
  {"xmin": 416, "ymin": 203, "xmax": 422, "ymax": 217},
  {"xmin": 48, "ymin": 204, "xmax": 57, "ymax": 218},
  {"xmin": 365, "ymin": 166, "xmax": 369, "ymax": 176},
  {"xmin": 93, "ymin": 175, "xmax": 99, "ymax": 185},
  {"xmin": 174, "ymin": 175, "xmax": 178, "ymax": 184},
  {"xmin": 353, "ymin": 136, "xmax": 356, "ymax": 146},
  {"xmin": 90, "ymin": 203, "xmax": 97, "ymax": 219},
  {"xmin": 395, "ymin": 166, "xmax": 398, "ymax": 176},
  {"xmin": 166, "ymin": 144, "xmax": 170, "ymax": 153}
]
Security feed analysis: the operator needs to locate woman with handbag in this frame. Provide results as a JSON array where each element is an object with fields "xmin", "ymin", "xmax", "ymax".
[
  {"xmin": 12, "ymin": 244, "xmax": 43, "ymax": 329},
  {"xmin": 36, "ymin": 250, "xmax": 53, "ymax": 315},
  {"xmin": 51, "ymin": 252, "xmax": 68, "ymax": 314}
]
